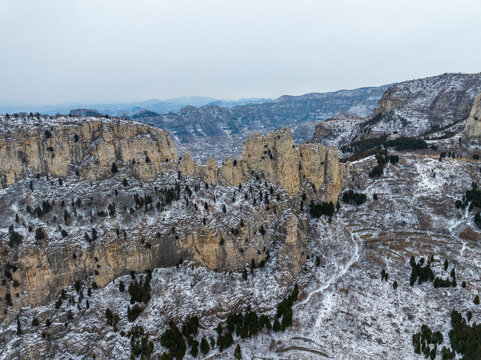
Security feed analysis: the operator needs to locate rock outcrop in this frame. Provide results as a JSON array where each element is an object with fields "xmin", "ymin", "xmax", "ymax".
[
  {"xmin": 178, "ymin": 148, "xmax": 197, "ymax": 176},
  {"xmin": 462, "ymin": 92, "xmax": 481, "ymax": 138},
  {"xmin": 220, "ymin": 128, "xmax": 349, "ymax": 201},
  {"xmin": 219, "ymin": 158, "xmax": 243, "ymax": 187},
  {"xmin": 201, "ymin": 158, "xmax": 218, "ymax": 184},
  {"xmin": 239, "ymin": 129, "xmax": 300, "ymax": 194},
  {"xmin": 0, "ymin": 117, "xmax": 178, "ymax": 188}
]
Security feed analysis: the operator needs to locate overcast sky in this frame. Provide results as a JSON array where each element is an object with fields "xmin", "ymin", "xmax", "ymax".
[{"xmin": 1, "ymin": 0, "xmax": 480, "ymax": 105}]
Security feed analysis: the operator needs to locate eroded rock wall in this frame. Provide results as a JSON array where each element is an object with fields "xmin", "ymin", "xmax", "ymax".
[
  {"xmin": 463, "ymin": 92, "xmax": 481, "ymax": 138},
  {"xmin": 0, "ymin": 118, "xmax": 178, "ymax": 187},
  {"xmin": 219, "ymin": 128, "xmax": 348, "ymax": 201}
]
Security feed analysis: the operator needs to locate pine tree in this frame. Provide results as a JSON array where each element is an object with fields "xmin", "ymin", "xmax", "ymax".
[
  {"xmin": 16, "ymin": 316, "xmax": 22, "ymax": 335},
  {"xmin": 190, "ymin": 340, "xmax": 199, "ymax": 357},
  {"xmin": 242, "ymin": 269, "xmax": 248, "ymax": 281},
  {"xmin": 273, "ymin": 318, "xmax": 281, "ymax": 332},
  {"xmin": 234, "ymin": 344, "xmax": 242, "ymax": 359},
  {"xmin": 200, "ymin": 337, "xmax": 210, "ymax": 355}
]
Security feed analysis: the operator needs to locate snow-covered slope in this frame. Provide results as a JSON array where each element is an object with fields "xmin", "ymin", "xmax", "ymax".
[{"xmin": 2, "ymin": 151, "xmax": 481, "ymax": 359}]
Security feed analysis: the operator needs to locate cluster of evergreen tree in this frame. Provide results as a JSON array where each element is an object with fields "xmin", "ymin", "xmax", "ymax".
[
  {"xmin": 380, "ymin": 269, "xmax": 389, "ymax": 281},
  {"xmin": 455, "ymin": 182, "xmax": 481, "ymax": 210},
  {"xmin": 412, "ymin": 324, "xmax": 444, "ymax": 359},
  {"xmin": 433, "ymin": 268, "xmax": 457, "ymax": 288},
  {"xmin": 133, "ymin": 193, "xmax": 154, "ymax": 211},
  {"xmin": 130, "ymin": 325, "xmax": 154, "ymax": 360},
  {"xmin": 410, "ymin": 256, "xmax": 457, "ymax": 289},
  {"xmin": 309, "ymin": 201, "xmax": 335, "ymax": 218},
  {"xmin": 449, "ymin": 309, "xmax": 481, "ymax": 359},
  {"xmin": 127, "ymin": 304, "xmax": 144, "ymax": 322},
  {"xmin": 158, "ymin": 184, "xmax": 181, "ymax": 207},
  {"xmin": 157, "ymin": 284, "xmax": 299, "ymax": 359},
  {"xmin": 386, "ymin": 137, "xmax": 427, "ymax": 151},
  {"xmin": 8, "ymin": 226, "xmax": 23, "ymax": 246},
  {"xmin": 181, "ymin": 316, "xmax": 199, "ymax": 344},
  {"xmin": 105, "ymin": 308, "xmax": 120, "ymax": 331},
  {"xmin": 389, "ymin": 154, "xmax": 399, "ymax": 164},
  {"xmin": 369, "ymin": 151, "xmax": 395, "ymax": 178},
  {"xmin": 342, "ymin": 190, "xmax": 367, "ymax": 205},
  {"xmin": 341, "ymin": 135, "xmax": 426, "ymax": 160},
  {"xmin": 340, "ymin": 136, "xmax": 388, "ymax": 155},
  {"xmin": 128, "ymin": 270, "xmax": 152, "ymax": 304},
  {"xmin": 225, "ymin": 306, "xmax": 271, "ymax": 341},
  {"xmin": 274, "ymin": 284, "xmax": 299, "ymax": 332},
  {"xmin": 409, "ymin": 257, "xmax": 435, "ymax": 286},
  {"xmin": 455, "ymin": 183, "xmax": 481, "ymax": 229},
  {"xmin": 26, "ymin": 200, "xmax": 53, "ymax": 218},
  {"xmin": 126, "ymin": 270, "xmax": 152, "ymax": 322},
  {"xmin": 216, "ymin": 325, "xmax": 234, "ymax": 351},
  {"xmin": 160, "ymin": 321, "xmax": 186, "ymax": 360}
]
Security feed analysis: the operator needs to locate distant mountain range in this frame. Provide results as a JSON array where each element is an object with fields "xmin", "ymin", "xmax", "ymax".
[
  {"xmin": 131, "ymin": 85, "xmax": 392, "ymax": 160},
  {"xmin": 0, "ymin": 96, "xmax": 270, "ymax": 117}
]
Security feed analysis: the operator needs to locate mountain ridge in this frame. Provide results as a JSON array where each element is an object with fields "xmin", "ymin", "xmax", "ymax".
[{"xmin": 310, "ymin": 72, "xmax": 481, "ymax": 151}]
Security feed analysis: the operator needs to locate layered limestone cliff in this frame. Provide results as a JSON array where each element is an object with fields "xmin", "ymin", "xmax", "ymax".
[
  {"xmin": 0, "ymin": 116, "xmax": 178, "ymax": 188},
  {"xmin": 462, "ymin": 92, "xmax": 481, "ymax": 138},
  {"xmin": 216, "ymin": 128, "xmax": 348, "ymax": 202},
  {"xmin": 0, "ymin": 116, "xmax": 348, "ymax": 202}
]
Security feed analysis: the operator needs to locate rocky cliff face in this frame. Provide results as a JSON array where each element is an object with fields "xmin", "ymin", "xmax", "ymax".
[
  {"xmin": 310, "ymin": 73, "xmax": 481, "ymax": 150},
  {"xmin": 365, "ymin": 72, "xmax": 481, "ymax": 139},
  {"xmin": 0, "ymin": 115, "xmax": 347, "ymax": 327},
  {"xmin": 0, "ymin": 116, "xmax": 347, "ymax": 198},
  {"xmin": 215, "ymin": 127, "xmax": 348, "ymax": 201},
  {"xmin": 0, "ymin": 117, "xmax": 178, "ymax": 188},
  {"xmin": 462, "ymin": 92, "xmax": 481, "ymax": 138}
]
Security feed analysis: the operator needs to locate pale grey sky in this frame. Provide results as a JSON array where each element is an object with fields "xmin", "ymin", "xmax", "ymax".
[{"xmin": 1, "ymin": 0, "xmax": 480, "ymax": 105}]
